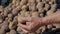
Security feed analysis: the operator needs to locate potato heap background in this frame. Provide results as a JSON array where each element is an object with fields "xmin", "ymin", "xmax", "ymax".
[{"xmin": 0, "ymin": 0, "xmax": 60, "ymax": 34}]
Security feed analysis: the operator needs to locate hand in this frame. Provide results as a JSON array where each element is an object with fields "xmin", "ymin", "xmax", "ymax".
[{"xmin": 18, "ymin": 17, "xmax": 43, "ymax": 33}]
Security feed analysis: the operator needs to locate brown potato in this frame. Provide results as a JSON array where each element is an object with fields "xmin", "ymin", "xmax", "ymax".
[
  {"xmin": 0, "ymin": 6, "xmax": 4, "ymax": 12},
  {"xmin": 9, "ymin": 22, "xmax": 17, "ymax": 30},
  {"xmin": 6, "ymin": 32, "xmax": 10, "ymax": 34},
  {"xmin": 10, "ymin": 30, "xmax": 17, "ymax": 34},
  {"xmin": 8, "ymin": 14, "xmax": 13, "ymax": 18},
  {"xmin": 32, "ymin": 12, "xmax": 39, "ymax": 17},
  {"xmin": 25, "ymin": 12, "xmax": 31, "ymax": 17}
]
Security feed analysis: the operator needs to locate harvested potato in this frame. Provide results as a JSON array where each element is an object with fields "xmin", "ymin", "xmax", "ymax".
[
  {"xmin": 44, "ymin": 4, "xmax": 50, "ymax": 11},
  {"xmin": 32, "ymin": 12, "xmax": 39, "ymax": 17},
  {"xmin": 22, "ymin": 5, "xmax": 27, "ymax": 10},
  {"xmin": 53, "ymin": 24, "xmax": 60, "ymax": 28},
  {"xmin": 8, "ymin": 13, "xmax": 13, "ymax": 18},
  {"xmin": 28, "ymin": 0, "xmax": 36, "ymax": 11},
  {"xmin": 36, "ymin": 26, "xmax": 46, "ymax": 34},
  {"xmin": 25, "ymin": 12, "xmax": 31, "ymax": 17},
  {"xmin": 9, "ymin": 22, "xmax": 17, "ymax": 30},
  {"xmin": 6, "ymin": 32, "xmax": 10, "ymax": 34},
  {"xmin": 47, "ymin": 9, "xmax": 54, "ymax": 15},
  {"xmin": 47, "ymin": 25, "xmax": 53, "ymax": 29},
  {"xmin": 10, "ymin": 30, "xmax": 17, "ymax": 34},
  {"xmin": 0, "ymin": 6, "xmax": 4, "ymax": 12},
  {"xmin": 36, "ymin": 2, "xmax": 43, "ymax": 13}
]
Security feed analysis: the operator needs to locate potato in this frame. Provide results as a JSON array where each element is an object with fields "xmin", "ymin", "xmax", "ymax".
[
  {"xmin": 39, "ymin": 13, "xmax": 44, "ymax": 17},
  {"xmin": 6, "ymin": 32, "xmax": 10, "ymax": 34},
  {"xmin": 51, "ymin": 4, "xmax": 57, "ymax": 11},
  {"xmin": 12, "ymin": 6, "xmax": 21, "ymax": 15},
  {"xmin": 20, "ymin": 11, "xmax": 25, "ymax": 17},
  {"xmin": 10, "ymin": 30, "xmax": 17, "ymax": 34},
  {"xmin": 36, "ymin": 0, "xmax": 40, "ymax": 3},
  {"xmin": 47, "ymin": 25, "xmax": 53, "ymax": 29},
  {"xmin": 0, "ymin": 6, "xmax": 4, "ymax": 12},
  {"xmin": 20, "ymin": 0, "xmax": 27, "ymax": 6},
  {"xmin": 17, "ymin": 27, "xmax": 22, "ymax": 33},
  {"xmin": 2, "ymin": 21, "xmax": 9, "ymax": 30},
  {"xmin": 22, "ymin": 5, "xmax": 27, "ymax": 10},
  {"xmin": 9, "ymin": 22, "xmax": 17, "ymax": 30},
  {"xmin": 4, "ymin": 11, "xmax": 8, "ymax": 17},
  {"xmin": 25, "ymin": 12, "xmax": 31, "ymax": 17},
  {"xmin": 42, "ymin": 0, "xmax": 46, "ymax": 3},
  {"xmin": 44, "ymin": 4, "xmax": 50, "ymax": 11},
  {"xmin": 47, "ymin": 10, "xmax": 54, "ymax": 16},
  {"xmin": 36, "ymin": 2, "xmax": 43, "ymax": 13},
  {"xmin": 32, "ymin": 12, "xmax": 39, "ymax": 17},
  {"xmin": 0, "ymin": 15, "xmax": 3, "ymax": 24},
  {"xmin": 28, "ymin": 0, "xmax": 36, "ymax": 11},
  {"xmin": 36, "ymin": 26, "xmax": 45, "ymax": 34},
  {"xmin": 53, "ymin": 24, "xmax": 60, "ymax": 28},
  {"xmin": 8, "ymin": 14, "xmax": 13, "ymax": 18}
]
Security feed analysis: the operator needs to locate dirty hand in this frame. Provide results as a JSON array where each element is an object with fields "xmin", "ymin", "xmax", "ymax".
[{"xmin": 18, "ymin": 17, "xmax": 44, "ymax": 33}]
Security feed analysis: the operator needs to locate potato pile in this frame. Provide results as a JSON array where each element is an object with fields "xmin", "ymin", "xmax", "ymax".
[{"xmin": 0, "ymin": 0, "xmax": 60, "ymax": 34}]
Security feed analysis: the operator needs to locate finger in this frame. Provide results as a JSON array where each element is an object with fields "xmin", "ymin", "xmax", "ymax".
[
  {"xmin": 18, "ymin": 17, "xmax": 32, "ymax": 23},
  {"xmin": 20, "ymin": 27, "xmax": 29, "ymax": 33},
  {"xmin": 19, "ymin": 24, "xmax": 31, "ymax": 31}
]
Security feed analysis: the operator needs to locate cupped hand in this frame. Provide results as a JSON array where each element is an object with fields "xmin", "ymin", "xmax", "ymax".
[{"xmin": 18, "ymin": 17, "xmax": 43, "ymax": 33}]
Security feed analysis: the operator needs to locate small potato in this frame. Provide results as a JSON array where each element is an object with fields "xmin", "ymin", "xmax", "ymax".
[
  {"xmin": 28, "ymin": 0, "xmax": 36, "ymax": 11},
  {"xmin": 39, "ymin": 13, "xmax": 44, "ymax": 17},
  {"xmin": 2, "ymin": 21, "xmax": 9, "ymax": 31},
  {"xmin": 10, "ymin": 30, "xmax": 17, "ymax": 34},
  {"xmin": 36, "ymin": 0, "xmax": 40, "ymax": 3},
  {"xmin": 8, "ymin": 18, "xmax": 13, "ymax": 22},
  {"xmin": 20, "ymin": 0, "xmax": 27, "ymax": 6},
  {"xmin": 53, "ymin": 24, "xmax": 60, "ymax": 28},
  {"xmin": 8, "ymin": 13, "xmax": 13, "ymax": 18},
  {"xmin": 47, "ymin": 25, "xmax": 53, "ymax": 29},
  {"xmin": 12, "ymin": 6, "xmax": 21, "ymax": 15},
  {"xmin": 0, "ymin": 6, "xmax": 4, "ymax": 12},
  {"xmin": 17, "ymin": 27, "xmax": 22, "ymax": 33},
  {"xmin": 32, "ymin": 12, "xmax": 39, "ymax": 17},
  {"xmin": 44, "ymin": 4, "xmax": 50, "ymax": 11},
  {"xmin": 25, "ymin": 12, "xmax": 31, "ymax": 17},
  {"xmin": 9, "ymin": 22, "xmax": 17, "ymax": 30},
  {"xmin": 42, "ymin": 0, "xmax": 46, "ymax": 3},
  {"xmin": 50, "ymin": 0, "xmax": 56, "ymax": 4},
  {"xmin": 51, "ymin": 4, "xmax": 57, "ymax": 11},
  {"xmin": 36, "ymin": 2, "xmax": 43, "ymax": 13},
  {"xmin": 47, "ymin": 10, "xmax": 54, "ymax": 16},
  {"xmin": 12, "ymin": 0, "xmax": 17, "ymax": 4},
  {"xmin": 36, "ymin": 26, "xmax": 45, "ymax": 34},
  {"xmin": 13, "ymin": 16, "xmax": 18, "ymax": 23},
  {"xmin": 22, "ymin": 5, "xmax": 27, "ymax": 10},
  {"xmin": 0, "ymin": 15, "xmax": 3, "ymax": 24},
  {"xmin": 6, "ymin": 32, "xmax": 10, "ymax": 34},
  {"xmin": 20, "ymin": 11, "xmax": 26, "ymax": 17}
]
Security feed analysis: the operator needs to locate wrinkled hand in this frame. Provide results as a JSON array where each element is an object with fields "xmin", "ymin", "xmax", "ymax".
[{"xmin": 18, "ymin": 17, "xmax": 43, "ymax": 33}]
